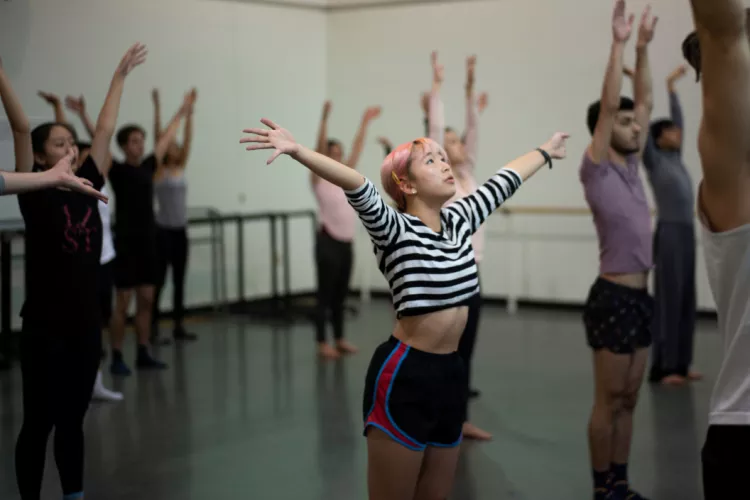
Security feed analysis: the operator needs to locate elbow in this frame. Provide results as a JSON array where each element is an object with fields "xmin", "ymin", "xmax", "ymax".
[
  {"xmin": 94, "ymin": 123, "xmax": 115, "ymax": 140},
  {"xmin": 13, "ymin": 119, "xmax": 31, "ymax": 134}
]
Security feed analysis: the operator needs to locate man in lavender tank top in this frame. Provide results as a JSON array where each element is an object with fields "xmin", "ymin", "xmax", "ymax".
[{"xmin": 579, "ymin": 2, "xmax": 657, "ymax": 500}]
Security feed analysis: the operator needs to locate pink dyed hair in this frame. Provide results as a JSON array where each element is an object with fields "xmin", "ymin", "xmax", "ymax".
[{"xmin": 380, "ymin": 138, "xmax": 436, "ymax": 211}]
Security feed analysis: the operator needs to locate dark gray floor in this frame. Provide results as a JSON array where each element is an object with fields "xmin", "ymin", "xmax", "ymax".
[{"xmin": 0, "ymin": 301, "xmax": 716, "ymax": 499}]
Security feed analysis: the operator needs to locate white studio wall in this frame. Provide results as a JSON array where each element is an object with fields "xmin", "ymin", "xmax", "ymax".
[
  {"xmin": 327, "ymin": 0, "xmax": 719, "ymax": 312},
  {"xmin": 0, "ymin": 0, "xmax": 326, "ymax": 325}
]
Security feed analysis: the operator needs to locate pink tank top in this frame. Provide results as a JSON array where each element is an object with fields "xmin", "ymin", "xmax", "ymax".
[{"xmin": 313, "ymin": 178, "xmax": 356, "ymax": 242}]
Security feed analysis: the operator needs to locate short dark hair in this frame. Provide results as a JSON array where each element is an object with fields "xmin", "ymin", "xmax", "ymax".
[
  {"xmin": 116, "ymin": 124, "xmax": 146, "ymax": 147},
  {"xmin": 327, "ymin": 138, "xmax": 342, "ymax": 151},
  {"xmin": 586, "ymin": 97, "xmax": 635, "ymax": 135},
  {"xmin": 650, "ymin": 119, "xmax": 677, "ymax": 144},
  {"xmin": 31, "ymin": 122, "xmax": 78, "ymax": 155}
]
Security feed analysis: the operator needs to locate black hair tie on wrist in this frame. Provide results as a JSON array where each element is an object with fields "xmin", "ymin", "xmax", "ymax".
[{"xmin": 537, "ymin": 148, "xmax": 552, "ymax": 169}]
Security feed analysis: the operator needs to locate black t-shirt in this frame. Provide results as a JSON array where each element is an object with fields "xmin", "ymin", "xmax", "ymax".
[
  {"xmin": 18, "ymin": 156, "xmax": 104, "ymax": 328},
  {"xmin": 108, "ymin": 154, "xmax": 157, "ymax": 245}
]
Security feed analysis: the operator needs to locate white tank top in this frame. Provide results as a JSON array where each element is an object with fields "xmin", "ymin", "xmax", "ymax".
[
  {"xmin": 701, "ymin": 213, "xmax": 750, "ymax": 425},
  {"xmin": 98, "ymin": 184, "xmax": 115, "ymax": 265}
]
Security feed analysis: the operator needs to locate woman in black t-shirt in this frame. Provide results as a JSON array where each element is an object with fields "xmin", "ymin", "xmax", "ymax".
[{"xmin": 0, "ymin": 44, "xmax": 146, "ymax": 500}]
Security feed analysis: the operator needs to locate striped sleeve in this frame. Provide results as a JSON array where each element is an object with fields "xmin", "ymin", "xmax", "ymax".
[
  {"xmin": 344, "ymin": 178, "xmax": 403, "ymax": 249},
  {"xmin": 445, "ymin": 167, "xmax": 522, "ymax": 234}
]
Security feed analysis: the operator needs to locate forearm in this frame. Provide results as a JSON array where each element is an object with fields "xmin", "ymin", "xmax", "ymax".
[
  {"xmin": 0, "ymin": 70, "xmax": 30, "ymax": 134},
  {"xmin": 53, "ymin": 102, "xmax": 66, "ymax": 124},
  {"xmin": 181, "ymin": 111, "xmax": 193, "ymax": 165},
  {"xmin": 0, "ymin": 170, "xmax": 58, "ymax": 195},
  {"xmin": 291, "ymin": 146, "xmax": 364, "ymax": 191},
  {"xmin": 95, "ymin": 76, "xmax": 125, "ymax": 138},
  {"xmin": 634, "ymin": 47, "xmax": 653, "ymax": 111},
  {"xmin": 668, "ymin": 90, "xmax": 684, "ymax": 129},
  {"xmin": 155, "ymin": 110, "xmax": 183, "ymax": 160},
  {"xmin": 428, "ymin": 91, "xmax": 444, "ymax": 144},
  {"xmin": 502, "ymin": 148, "xmax": 549, "ymax": 182},
  {"xmin": 81, "ymin": 111, "xmax": 96, "ymax": 139},
  {"xmin": 463, "ymin": 94, "xmax": 478, "ymax": 163},
  {"xmin": 601, "ymin": 42, "xmax": 627, "ymax": 111},
  {"xmin": 153, "ymin": 96, "xmax": 162, "ymax": 140},
  {"xmin": 346, "ymin": 116, "xmax": 370, "ymax": 168},
  {"xmin": 315, "ymin": 111, "xmax": 329, "ymax": 153}
]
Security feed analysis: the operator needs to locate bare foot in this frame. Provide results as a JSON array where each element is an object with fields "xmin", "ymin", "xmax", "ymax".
[
  {"xmin": 318, "ymin": 343, "xmax": 340, "ymax": 359},
  {"xmin": 688, "ymin": 370, "xmax": 703, "ymax": 381},
  {"xmin": 336, "ymin": 340, "xmax": 358, "ymax": 354},
  {"xmin": 462, "ymin": 422, "xmax": 492, "ymax": 441},
  {"xmin": 661, "ymin": 374, "xmax": 687, "ymax": 386}
]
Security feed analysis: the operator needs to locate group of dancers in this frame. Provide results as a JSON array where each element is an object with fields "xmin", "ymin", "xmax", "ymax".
[{"xmin": 0, "ymin": 0, "xmax": 747, "ymax": 498}]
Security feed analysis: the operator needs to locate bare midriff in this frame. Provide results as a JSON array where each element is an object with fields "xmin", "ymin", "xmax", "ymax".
[
  {"xmin": 392, "ymin": 306, "xmax": 469, "ymax": 354},
  {"xmin": 601, "ymin": 271, "xmax": 649, "ymax": 290}
]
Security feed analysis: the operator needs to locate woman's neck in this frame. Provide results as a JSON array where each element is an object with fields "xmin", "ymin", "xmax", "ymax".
[{"xmin": 408, "ymin": 202, "xmax": 442, "ymax": 233}]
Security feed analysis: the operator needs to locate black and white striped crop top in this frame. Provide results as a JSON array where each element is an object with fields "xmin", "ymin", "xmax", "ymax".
[{"xmin": 344, "ymin": 168, "xmax": 523, "ymax": 318}]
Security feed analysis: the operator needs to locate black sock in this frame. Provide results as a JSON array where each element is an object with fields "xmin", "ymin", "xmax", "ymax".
[
  {"xmin": 611, "ymin": 462, "xmax": 628, "ymax": 491},
  {"xmin": 593, "ymin": 468, "xmax": 610, "ymax": 497}
]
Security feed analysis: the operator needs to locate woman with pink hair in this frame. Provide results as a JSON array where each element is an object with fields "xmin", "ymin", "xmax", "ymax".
[{"xmin": 240, "ymin": 118, "xmax": 568, "ymax": 499}]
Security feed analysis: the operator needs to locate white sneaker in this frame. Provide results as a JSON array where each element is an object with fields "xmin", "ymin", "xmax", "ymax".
[{"xmin": 92, "ymin": 370, "xmax": 123, "ymax": 402}]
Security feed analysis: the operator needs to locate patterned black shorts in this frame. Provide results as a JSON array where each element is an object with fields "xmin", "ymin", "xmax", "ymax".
[{"xmin": 583, "ymin": 277, "xmax": 654, "ymax": 354}]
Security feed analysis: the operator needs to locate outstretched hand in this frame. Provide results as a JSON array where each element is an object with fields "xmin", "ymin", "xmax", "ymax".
[
  {"xmin": 636, "ymin": 5, "xmax": 658, "ymax": 48},
  {"xmin": 541, "ymin": 133, "xmax": 571, "ymax": 160},
  {"xmin": 240, "ymin": 119, "xmax": 300, "ymax": 165},
  {"xmin": 38, "ymin": 91, "xmax": 60, "ymax": 106},
  {"xmin": 116, "ymin": 43, "xmax": 148, "ymax": 78},
  {"xmin": 65, "ymin": 95, "xmax": 86, "ymax": 114},
  {"xmin": 612, "ymin": 0, "xmax": 635, "ymax": 43},
  {"xmin": 431, "ymin": 51, "xmax": 444, "ymax": 85},
  {"xmin": 477, "ymin": 92, "xmax": 489, "ymax": 113},
  {"xmin": 50, "ymin": 151, "xmax": 108, "ymax": 203}
]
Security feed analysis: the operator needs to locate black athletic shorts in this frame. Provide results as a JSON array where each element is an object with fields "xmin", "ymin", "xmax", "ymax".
[
  {"xmin": 362, "ymin": 336, "xmax": 467, "ymax": 451},
  {"xmin": 583, "ymin": 277, "xmax": 653, "ymax": 354},
  {"xmin": 113, "ymin": 237, "xmax": 157, "ymax": 289},
  {"xmin": 702, "ymin": 425, "xmax": 750, "ymax": 499}
]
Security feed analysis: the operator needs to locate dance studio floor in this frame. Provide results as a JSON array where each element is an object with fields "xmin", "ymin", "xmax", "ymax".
[{"xmin": 0, "ymin": 301, "xmax": 717, "ymax": 499}]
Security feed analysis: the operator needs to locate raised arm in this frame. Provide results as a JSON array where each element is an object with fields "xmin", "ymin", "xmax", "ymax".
[
  {"xmin": 1, "ymin": 150, "xmax": 107, "ymax": 200},
  {"xmin": 667, "ymin": 65, "xmax": 687, "ymax": 130},
  {"xmin": 462, "ymin": 56, "xmax": 479, "ymax": 171},
  {"xmin": 178, "ymin": 88, "xmax": 197, "ymax": 167},
  {"xmin": 633, "ymin": 7, "xmax": 657, "ymax": 157},
  {"xmin": 38, "ymin": 92, "xmax": 66, "ymax": 123},
  {"xmin": 589, "ymin": 0, "xmax": 633, "ymax": 165},
  {"xmin": 154, "ymin": 93, "xmax": 190, "ymax": 162},
  {"xmin": 0, "ymin": 58, "xmax": 32, "ymax": 173},
  {"xmin": 688, "ymin": 0, "xmax": 750, "ymax": 230},
  {"xmin": 428, "ymin": 51, "xmax": 445, "ymax": 144},
  {"xmin": 345, "ymin": 106, "xmax": 380, "ymax": 168},
  {"xmin": 311, "ymin": 101, "xmax": 332, "ymax": 185},
  {"xmin": 65, "ymin": 95, "xmax": 96, "ymax": 138},
  {"xmin": 446, "ymin": 133, "xmax": 569, "ymax": 233},
  {"xmin": 241, "ymin": 118, "xmax": 403, "ymax": 249},
  {"xmin": 152, "ymin": 89, "xmax": 162, "ymax": 142},
  {"xmin": 90, "ymin": 43, "xmax": 148, "ymax": 176}
]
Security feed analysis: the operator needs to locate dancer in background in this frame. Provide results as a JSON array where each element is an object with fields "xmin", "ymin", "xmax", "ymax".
[
  {"xmin": 151, "ymin": 87, "xmax": 198, "ymax": 345},
  {"xmin": 682, "ymin": 1, "xmax": 750, "ymax": 497},
  {"xmin": 107, "ymin": 91, "xmax": 191, "ymax": 375},
  {"xmin": 624, "ymin": 63, "xmax": 701, "ymax": 386},
  {"xmin": 2, "ymin": 43, "xmax": 145, "ymax": 500},
  {"xmin": 580, "ymin": 2, "xmax": 657, "ymax": 499},
  {"xmin": 427, "ymin": 51, "xmax": 491, "ymax": 441},
  {"xmin": 241, "ymin": 117, "xmax": 567, "ymax": 500},
  {"xmin": 312, "ymin": 100, "xmax": 380, "ymax": 359},
  {"xmin": 39, "ymin": 91, "xmax": 124, "ymax": 402}
]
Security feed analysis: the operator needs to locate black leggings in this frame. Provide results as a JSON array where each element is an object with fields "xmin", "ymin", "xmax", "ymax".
[
  {"xmin": 153, "ymin": 226, "xmax": 189, "ymax": 331},
  {"xmin": 315, "ymin": 228, "xmax": 353, "ymax": 343},
  {"xmin": 702, "ymin": 424, "xmax": 750, "ymax": 499},
  {"xmin": 15, "ymin": 322, "xmax": 100, "ymax": 499},
  {"xmin": 459, "ymin": 292, "xmax": 481, "ymax": 421}
]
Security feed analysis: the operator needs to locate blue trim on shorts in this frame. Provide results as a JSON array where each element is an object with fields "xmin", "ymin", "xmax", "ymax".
[
  {"xmin": 427, "ymin": 432, "xmax": 463, "ymax": 448},
  {"xmin": 365, "ymin": 422, "xmax": 427, "ymax": 452}
]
